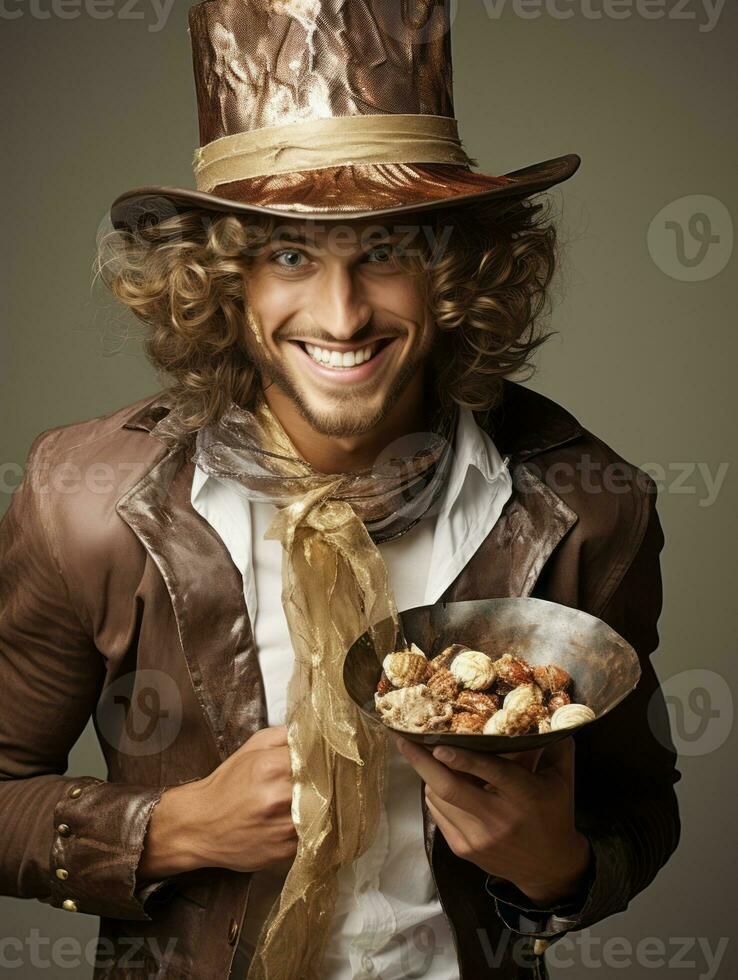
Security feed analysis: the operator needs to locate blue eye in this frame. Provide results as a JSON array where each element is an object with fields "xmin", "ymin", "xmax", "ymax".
[
  {"xmin": 366, "ymin": 245, "xmax": 393, "ymax": 263},
  {"xmin": 270, "ymin": 245, "xmax": 396, "ymax": 269},
  {"xmin": 272, "ymin": 249, "xmax": 306, "ymax": 268}
]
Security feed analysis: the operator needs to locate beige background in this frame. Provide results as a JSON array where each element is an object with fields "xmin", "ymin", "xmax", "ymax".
[{"xmin": 1, "ymin": 2, "xmax": 736, "ymax": 977}]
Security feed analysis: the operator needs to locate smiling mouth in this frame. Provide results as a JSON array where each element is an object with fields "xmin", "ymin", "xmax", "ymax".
[{"xmin": 292, "ymin": 338, "xmax": 394, "ymax": 370}]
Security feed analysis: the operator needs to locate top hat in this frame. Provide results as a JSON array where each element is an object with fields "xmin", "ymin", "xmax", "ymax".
[{"xmin": 110, "ymin": 0, "xmax": 581, "ymax": 230}]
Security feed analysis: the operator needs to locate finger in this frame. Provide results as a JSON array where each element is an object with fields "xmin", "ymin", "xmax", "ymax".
[
  {"xmin": 424, "ymin": 795, "xmax": 499, "ymax": 871},
  {"xmin": 425, "ymin": 795, "xmax": 467, "ymax": 854},
  {"xmin": 498, "ymin": 748, "xmax": 544, "ymax": 773},
  {"xmin": 266, "ymin": 777, "xmax": 296, "ymax": 807},
  {"xmin": 425, "ymin": 784, "xmax": 504, "ymax": 834},
  {"xmin": 395, "ymin": 736, "xmax": 488, "ymax": 812},
  {"xmin": 242, "ymin": 726, "xmax": 290, "ymax": 753},
  {"xmin": 265, "ymin": 744, "xmax": 294, "ymax": 770},
  {"xmin": 430, "ymin": 744, "xmax": 535, "ymax": 798}
]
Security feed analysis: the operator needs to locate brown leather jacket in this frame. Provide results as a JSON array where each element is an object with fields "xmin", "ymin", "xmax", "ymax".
[{"xmin": 0, "ymin": 381, "xmax": 681, "ymax": 979}]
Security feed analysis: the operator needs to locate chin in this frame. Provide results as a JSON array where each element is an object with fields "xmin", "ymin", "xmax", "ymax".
[{"xmin": 298, "ymin": 396, "xmax": 389, "ymax": 438}]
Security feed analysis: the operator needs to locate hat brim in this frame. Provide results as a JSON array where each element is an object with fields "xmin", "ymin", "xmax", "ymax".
[{"xmin": 110, "ymin": 154, "xmax": 580, "ymax": 231}]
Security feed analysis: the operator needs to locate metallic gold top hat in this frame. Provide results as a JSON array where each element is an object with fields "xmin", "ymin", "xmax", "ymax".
[{"xmin": 110, "ymin": 0, "xmax": 580, "ymax": 230}]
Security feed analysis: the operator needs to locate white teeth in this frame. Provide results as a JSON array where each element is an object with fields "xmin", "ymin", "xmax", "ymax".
[{"xmin": 302, "ymin": 342, "xmax": 377, "ymax": 369}]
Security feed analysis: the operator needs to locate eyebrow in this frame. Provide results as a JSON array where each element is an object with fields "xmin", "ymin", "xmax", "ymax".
[{"xmin": 268, "ymin": 232, "xmax": 313, "ymax": 245}]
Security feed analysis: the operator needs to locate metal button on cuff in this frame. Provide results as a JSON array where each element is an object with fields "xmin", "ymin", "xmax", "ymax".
[
  {"xmin": 55, "ymin": 868, "xmax": 69, "ymax": 881},
  {"xmin": 68, "ymin": 786, "xmax": 83, "ymax": 799},
  {"xmin": 62, "ymin": 899, "xmax": 78, "ymax": 912},
  {"xmin": 56, "ymin": 823, "xmax": 71, "ymax": 837}
]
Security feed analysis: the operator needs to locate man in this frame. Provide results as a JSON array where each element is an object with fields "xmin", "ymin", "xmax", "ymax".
[{"xmin": 0, "ymin": 1, "xmax": 680, "ymax": 978}]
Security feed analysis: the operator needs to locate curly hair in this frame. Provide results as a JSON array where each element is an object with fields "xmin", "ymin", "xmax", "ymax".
[{"xmin": 96, "ymin": 193, "xmax": 559, "ymax": 432}]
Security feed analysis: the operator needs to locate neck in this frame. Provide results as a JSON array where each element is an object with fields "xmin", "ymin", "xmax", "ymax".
[{"xmin": 262, "ymin": 372, "xmax": 432, "ymax": 473}]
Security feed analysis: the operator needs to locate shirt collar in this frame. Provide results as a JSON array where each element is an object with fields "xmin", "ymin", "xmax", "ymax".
[
  {"xmin": 436, "ymin": 406, "xmax": 510, "ymax": 516},
  {"xmin": 191, "ymin": 456, "xmax": 209, "ymax": 506}
]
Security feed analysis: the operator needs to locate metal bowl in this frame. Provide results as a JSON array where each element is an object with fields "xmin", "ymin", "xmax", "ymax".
[{"xmin": 343, "ymin": 597, "xmax": 641, "ymax": 754}]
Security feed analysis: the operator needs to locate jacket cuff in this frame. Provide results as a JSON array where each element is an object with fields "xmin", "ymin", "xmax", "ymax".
[
  {"xmin": 486, "ymin": 831, "xmax": 619, "ymax": 941},
  {"xmin": 48, "ymin": 776, "xmax": 171, "ymax": 920}
]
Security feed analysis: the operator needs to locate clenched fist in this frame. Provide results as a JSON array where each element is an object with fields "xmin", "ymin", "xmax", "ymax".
[{"xmin": 138, "ymin": 726, "xmax": 298, "ymax": 880}]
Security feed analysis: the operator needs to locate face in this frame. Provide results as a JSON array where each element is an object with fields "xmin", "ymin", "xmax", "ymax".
[{"xmin": 241, "ymin": 217, "xmax": 436, "ymax": 438}]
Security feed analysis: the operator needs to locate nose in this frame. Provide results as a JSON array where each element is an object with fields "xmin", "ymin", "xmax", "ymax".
[{"xmin": 310, "ymin": 264, "xmax": 373, "ymax": 341}]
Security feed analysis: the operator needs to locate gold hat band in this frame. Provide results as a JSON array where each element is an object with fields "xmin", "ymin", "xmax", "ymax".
[{"xmin": 192, "ymin": 113, "xmax": 477, "ymax": 192}]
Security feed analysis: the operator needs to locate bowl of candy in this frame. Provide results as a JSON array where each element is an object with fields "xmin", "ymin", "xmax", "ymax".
[{"xmin": 343, "ymin": 597, "xmax": 641, "ymax": 754}]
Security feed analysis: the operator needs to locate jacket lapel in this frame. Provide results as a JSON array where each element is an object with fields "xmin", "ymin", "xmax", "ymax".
[
  {"xmin": 116, "ymin": 415, "xmax": 266, "ymax": 762},
  {"xmin": 441, "ymin": 462, "xmax": 579, "ymax": 603}
]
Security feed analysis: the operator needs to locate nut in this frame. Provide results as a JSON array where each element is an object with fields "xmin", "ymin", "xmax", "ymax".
[
  {"xmin": 491, "ymin": 654, "xmax": 533, "ymax": 692},
  {"xmin": 538, "ymin": 715, "xmax": 552, "ymax": 734},
  {"xmin": 450, "ymin": 650, "xmax": 497, "ymax": 691},
  {"xmin": 428, "ymin": 643, "xmax": 469, "ymax": 674},
  {"xmin": 532, "ymin": 663, "xmax": 572, "ymax": 694},
  {"xmin": 450, "ymin": 711, "xmax": 486, "ymax": 734},
  {"xmin": 502, "ymin": 682, "xmax": 544, "ymax": 714},
  {"xmin": 454, "ymin": 690, "xmax": 501, "ymax": 718},
  {"xmin": 427, "ymin": 668, "xmax": 461, "ymax": 701},
  {"xmin": 550, "ymin": 703, "xmax": 596, "ymax": 731},
  {"xmin": 382, "ymin": 648, "xmax": 429, "ymax": 688},
  {"xmin": 376, "ymin": 671, "xmax": 394, "ymax": 696},
  {"xmin": 483, "ymin": 702, "xmax": 547, "ymax": 736},
  {"xmin": 374, "ymin": 684, "xmax": 452, "ymax": 733},
  {"xmin": 548, "ymin": 690, "xmax": 571, "ymax": 712},
  {"xmin": 483, "ymin": 709, "xmax": 512, "ymax": 736},
  {"xmin": 506, "ymin": 702, "xmax": 549, "ymax": 735}
]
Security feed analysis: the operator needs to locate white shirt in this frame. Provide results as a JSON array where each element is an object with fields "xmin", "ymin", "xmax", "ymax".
[{"xmin": 191, "ymin": 408, "xmax": 513, "ymax": 979}]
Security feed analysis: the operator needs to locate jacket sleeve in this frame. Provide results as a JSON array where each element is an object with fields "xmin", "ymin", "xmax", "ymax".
[
  {"xmin": 486, "ymin": 483, "xmax": 682, "ymax": 942},
  {"xmin": 0, "ymin": 430, "xmax": 173, "ymax": 920}
]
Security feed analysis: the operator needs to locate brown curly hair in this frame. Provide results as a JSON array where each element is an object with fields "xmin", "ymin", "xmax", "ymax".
[{"xmin": 96, "ymin": 194, "xmax": 559, "ymax": 432}]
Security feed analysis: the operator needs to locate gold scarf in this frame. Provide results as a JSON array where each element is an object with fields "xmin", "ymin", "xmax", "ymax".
[{"xmin": 156, "ymin": 394, "xmax": 455, "ymax": 979}]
